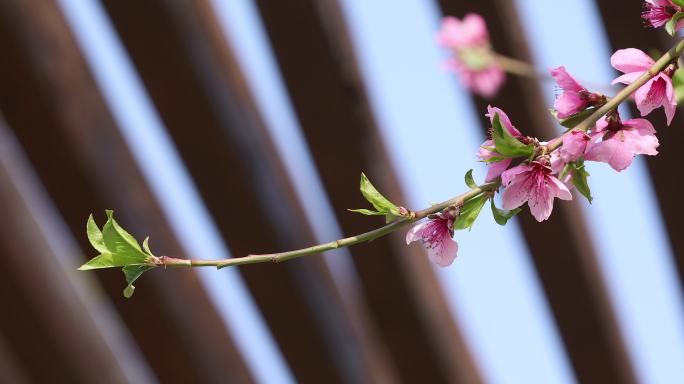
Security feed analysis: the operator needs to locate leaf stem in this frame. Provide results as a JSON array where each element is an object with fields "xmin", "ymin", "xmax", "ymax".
[{"xmin": 159, "ymin": 182, "xmax": 500, "ymax": 269}]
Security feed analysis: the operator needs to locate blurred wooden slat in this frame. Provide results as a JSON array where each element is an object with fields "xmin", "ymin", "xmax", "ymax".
[
  {"xmin": 0, "ymin": 1, "xmax": 253, "ymax": 383},
  {"xmin": 0, "ymin": 121, "xmax": 130, "ymax": 384},
  {"xmin": 251, "ymin": 0, "xmax": 483, "ymax": 382},
  {"xmin": 594, "ymin": 0, "xmax": 684, "ymax": 294},
  {"xmin": 436, "ymin": 1, "xmax": 636, "ymax": 383},
  {"xmin": 96, "ymin": 0, "xmax": 397, "ymax": 382},
  {"xmin": 0, "ymin": 333, "xmax": 28, "ymax": 384}
]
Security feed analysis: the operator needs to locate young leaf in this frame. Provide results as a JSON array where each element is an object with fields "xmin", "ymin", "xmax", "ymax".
[
  {"xmin": 454, "ymin": 194, "xmax": 488, "ymax": 231},
  {"xmin": 666, "ymin": 12, "xmax": 684, "ymax": 36},
  {"xmin": 101, "ymin": 210, "xmax": 150, "ymax": 266},
  {"xmin": 464, "ymin": 169, "xmax": 478, "ymax": 189},
  {"xmin": 571, "ymin": 161, "xmax": 593, "ymax": 203},
  {"xmin": 122, "ymin": 265, "xmax": 154, "ymax": 298},
  {"xmin": 347, "ymin": 208, "xmax": 386, "ymax": 216},
  {"xmin": 79, "ymin": 211, "xmax": 153, "ymax": 270},
  {"xmin": 552, "ymin": 107, "xmax": 597, "ymax": 129},
  {"xmin": 142, "ymin": 236, "xmax": 154, "ymax": 256},
  {"xmin": 490, "ymin": 198, "xmax": 521, "ymax": 225},
  {"xmin": 491, "ymin": 113, "xmax": 534, "ymax": 158},
  {"xmin": 358, "ymin": 173, "xmax": 400, "ymax": 215}
]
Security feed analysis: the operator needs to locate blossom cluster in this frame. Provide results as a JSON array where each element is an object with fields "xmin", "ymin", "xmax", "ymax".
[{"xmin": 406, "ymin": 4, "xmax": 681, "ymax": 267}]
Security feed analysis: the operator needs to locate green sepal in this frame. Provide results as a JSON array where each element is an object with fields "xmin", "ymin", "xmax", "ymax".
[
  {"xmin": 570, "ymin": 160, "xmax": 593, "ymax": 203},
  {"xmin": 666, "ymin": 12, "xmax": 684, "ymax": 36},
  {"xmin": 454, "ymin": 194, "xmax": 488, "ymax": 231},
  {"xmin": 491, "ymin": 112, "xmax": 534, "ymax": 158},
  {"xmin": 122, "ymin": 265, "xmax": 154, "ymax": 298},
  {"xmin": 551, "ymin": 108, "xmax": 597, "ymax": 129},
  {"xmin": 464, "ymin": 169, "xmax": 478, "ymax": 189},
  {"xmin": 490, "ymin": 198, "xmax": 521, "ymax": 226}
]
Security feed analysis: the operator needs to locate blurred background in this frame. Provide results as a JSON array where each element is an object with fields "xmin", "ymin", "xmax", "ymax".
[{"xmin": 1, "ymin": 0, "xmax": 683, "ymax": 383}]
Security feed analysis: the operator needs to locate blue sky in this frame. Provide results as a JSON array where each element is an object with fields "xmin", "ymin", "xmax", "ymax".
[{"xmin": 57, "ymin": 0, "xmax": 684, "ymax": 382}]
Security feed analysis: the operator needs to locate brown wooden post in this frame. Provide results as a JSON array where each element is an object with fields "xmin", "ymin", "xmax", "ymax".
[{"xmin": 0, "ymin": 1, "xmax": 253, "ymax": 382}]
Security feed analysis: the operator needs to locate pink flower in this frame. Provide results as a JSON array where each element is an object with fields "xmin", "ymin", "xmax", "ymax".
[
  {"xmin": 406, "ymin": 209, "xmax": 458, "ymax": 267},
  {"xmin": 560, "ymin": 129, "xmax": 590, "ymax": 163},
  {"xmin": 642, "ymin": 0, "xmax": 684, "ymax": 29},
  {"xmin": 551, "ymin": 66, "xmax": 604, "ymax": 119},
  {"xmin": 611, "ymin": 48, "xmax": 677, "ymax": 125},
  {"xmin": 585, "ymin": 115, "xmax": 659, "ymax": 171},
  {"xmin": 477, "ymin": 106, "xmax": 522, "ymax": 181},
  {"xmin": 501, "ymin": 160, "xmax": 573, "ymax": 222},
  {"xmin": 438, "ymin": 14, "xmax": 505, "ymax": 98}
]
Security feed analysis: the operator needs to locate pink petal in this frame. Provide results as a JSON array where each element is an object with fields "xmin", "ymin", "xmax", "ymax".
[
  {"xmin": 406, "ymin": 220, "xmax": 438, "ymax": 245},
  {"xmin": 635, "ymin": 76, "xmax": 666, "ymax": 118},
  {"xmin": 548, "ymin": 176, "xmax": 573, "ymax": 201},
  {"xmin": 501, "ymin": 174, "xmax": 532, "ymax": 210},
  {"xmin": 437, "ymin": 14, "xmax": 488, "ymax": 49},
  {"xmin": 501, "ymin": 164, "xmax": 532, "ymax": 186},
  {"xmin": 555, "ymin": 92, "xmax": 586, "ymax": 119},
  {"xmin": 611, "ymin": 48, "xmax": 654, "ymax": 73},
  {"xmin": 426, "ymin": 235, "xmax": 459, "ymax": 267},
  {"xmin": 664, "ymin": 75, "xmax": 676, "ymax": 125},
  {"xmin": 471, "ymin": 66, "xmax": 506, "ymax": 98},
  {"xmin": 486, "ymin": 105, "xmax": 522, "ymax": 136},
  {"xmin": 527, "ymin": 181, "xmax": 554, "ymax": 222},
  {"xmin": 623, "ymin": 118, "xmax": 656, "ymax": 135},
  {"xmin": 560, "ymin": 130, "xmax": 590, "ymax": 163},
  {"xmin": 611, "ymin": 71, "xmax": 642, "ymax": 85},
  {"xmin": 550, "ymin": 66, "xmax": 583, "ymax": 92},
  {"xmin": 485, "ymin": 158, "xmax": 512, "ymax": 182}
]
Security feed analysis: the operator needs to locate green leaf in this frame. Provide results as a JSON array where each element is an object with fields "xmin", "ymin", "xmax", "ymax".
[
  {"xmin": 673, "ymin": 0, "xmax": 684, "ymax": 8},
  {"xmin": 464, "ymin": 169, "xmax": 478, "ymax": 189},
  {"xmin": 491, "ymin": 112, "xmax": 534, "ymax": 158},
  {"xmin": 142, "ymin": 236, "xmax": 154, "ymax": 256},
  {"xmin": 122, "ymin": 265, "xmax": 154, "ymax": 298},
  {"xmin": 358, "ymin": 173, "xmax": 400, "ymax": 216},
  {"xmin": 454, "ymin": 194, "xmax": 488, "ymax": 231},
  {"xmin": 571, "ymin": 161, "xmax": 593, "ymax": 203},
  {"xmin": 552, "ymin": 108, "xmax": 597, "ymax": 129},
  {"xmin": 666, "ymin": 12, "xmax": 684, "ymax": 36},
  {"xmin": 79, "ymin": 211, "xmax": 152, "ymax": 270},
  {"xmin": 78, "ymin": 253, "xmax": 116, "ymax": 270},
  {"xmin": 347, "ymin": 208, "xmax": 386, "ymax": 216},
  {"xmin": 490, "ymin": 198, "xmax": 521, "ymax": 225},
  {"xmin": 101, "ymin": 210, "xmax": 149, "ymax": 266},
  {"xmin": 87, "ymin": 214, "xmax": 108, "ymax": 254}
]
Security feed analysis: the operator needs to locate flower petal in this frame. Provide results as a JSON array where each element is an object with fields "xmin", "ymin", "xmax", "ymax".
[
  {"xmin": 485, "ymin": 158, "xmax": 512, "ymax": 182},
  {"xmin": 611, "ymin": 71, "xmax": 642, "ymax": 85},
  {"xmin": 487, "ymin": 105, "xmax": 522, "ymax": 136},
  {"xmin": 550, "ymin": 66, "xmax": 583, "ymax": 92},
  {"xmin": 501, "ymin": 164, "xmax": 532, "ymax": 186},
  {"xmin": 502, "ymin": 173, "xmax": 531, "ymax": 210},
  {"xmin": 555, "ymin": 92, "xmax": 586, "ymax": 119},
  {"xmin": 611, "ymin": 48, "xmax": 654, "ymax": 74},
  {"xmin": 426, "ymin": 235, "xmax": 459, "ymax": 267}
]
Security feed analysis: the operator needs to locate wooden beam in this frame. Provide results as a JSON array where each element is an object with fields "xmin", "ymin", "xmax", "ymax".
[
  {"xmin": 251, "ymin": 0, "xmax": 483, "ymax": 382},
  {"xmin": 95, "ymin": 0, "xmax": 396, "ymax": 382},
  {"xmin": 435, "ymin": 1, "xmax": 636, "ymax": 383},
  {"xmin": 0, "ymin": 1, "xmax": 252, "ymax": 382},
  {"xmin": 0, "ymin": 121, "xmax": 131, "ymax": 383}
]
